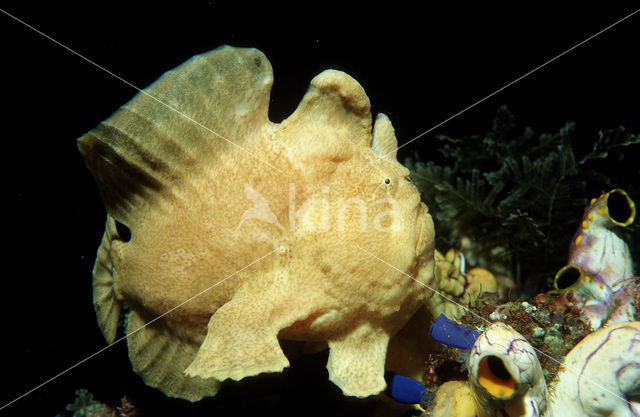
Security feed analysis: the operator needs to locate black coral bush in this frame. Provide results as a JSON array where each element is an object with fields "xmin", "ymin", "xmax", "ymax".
[{"xmin": 406, "ymin": 106, "xmax": 639, "ymax": 294}]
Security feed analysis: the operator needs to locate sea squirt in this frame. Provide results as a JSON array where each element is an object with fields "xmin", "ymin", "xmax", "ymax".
[
  {"xmin": 78, "ymin": 46, "xmax": 436, "ymax": 400},
  {"xmin": 468, "ymin": 322, "xmax": 550, "ymax": 417},
  {"xmin": 554, "ymin": 189, "xmax": 636, "ymax": 329},
  {"xmin": 550, "ymin": 321, "xmax": 640, "ymax": 416}
]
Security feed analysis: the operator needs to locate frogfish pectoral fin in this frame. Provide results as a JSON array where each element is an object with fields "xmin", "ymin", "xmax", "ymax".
[
  {"xmin": 184, "ymin": 273, "xmax": 314, "ymax": 381},
  {"xmin": 326, "ymin": 322, "xmax": 389, "ymax": 397},
  {"xmin": 126, "ymin": 309, "xmax": 220, "ymax": 401}
]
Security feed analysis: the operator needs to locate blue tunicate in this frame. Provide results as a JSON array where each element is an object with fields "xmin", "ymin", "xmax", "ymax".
[
  {"xmin": 388, "ymin": 373, "xmax": 426, "ymax": 404},
  {"xmin": 429, "ymin": 314, "xmax": 480, "ymax": 350}
]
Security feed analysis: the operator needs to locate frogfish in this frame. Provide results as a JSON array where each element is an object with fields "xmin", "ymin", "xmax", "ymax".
[{"xmin": 78, "ymin": 45, "xmax": 436, "ymax": 400}]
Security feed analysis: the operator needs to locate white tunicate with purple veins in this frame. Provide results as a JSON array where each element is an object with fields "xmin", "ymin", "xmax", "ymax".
[
  {"xmin": 468, "ymin": 322, "xmax": 550, "ymax": 417},
  {"xmin": 550, "ymin": 321, "xmax": 640, "ymax": 417}
]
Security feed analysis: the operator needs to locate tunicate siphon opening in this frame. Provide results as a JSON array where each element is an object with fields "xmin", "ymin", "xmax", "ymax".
[
  {"xmin": 477, "ymin": 355, "xmax": 515, "ymax": 399},
  {"xmin": 115, "ymin": 220, "xmax": 132, "ymax": 242},
  {"xmin": 606, "ymin": 189, "xmax": 635, "ymax": 226},
  {"xmin": 554, "ymin": 264, "xmax": 582, "ymax": 290}
]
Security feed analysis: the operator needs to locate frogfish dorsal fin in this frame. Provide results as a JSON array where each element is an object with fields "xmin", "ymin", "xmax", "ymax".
[
  {"xmin": 280, "ymin": 69, "xmax": 372, "ymax": 151},
  {"xmin": 78, "ymin": 45, "xmax": 274, "ymax": 224}
]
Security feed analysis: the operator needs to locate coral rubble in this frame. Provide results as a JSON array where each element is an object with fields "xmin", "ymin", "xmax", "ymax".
[{"xmin": 57, "ymin": 389, "xmax": 137, "ymax": 417}]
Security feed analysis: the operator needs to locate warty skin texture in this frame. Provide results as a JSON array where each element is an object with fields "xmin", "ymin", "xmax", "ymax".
[{"xmin": 79, "ymin": 45, "xmax": 436, "ymax": 401}]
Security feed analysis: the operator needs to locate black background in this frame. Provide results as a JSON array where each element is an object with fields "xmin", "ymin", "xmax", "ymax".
[{"xmin": 1, "ymin": 2, "xmax": 638, "ymax": 417}]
